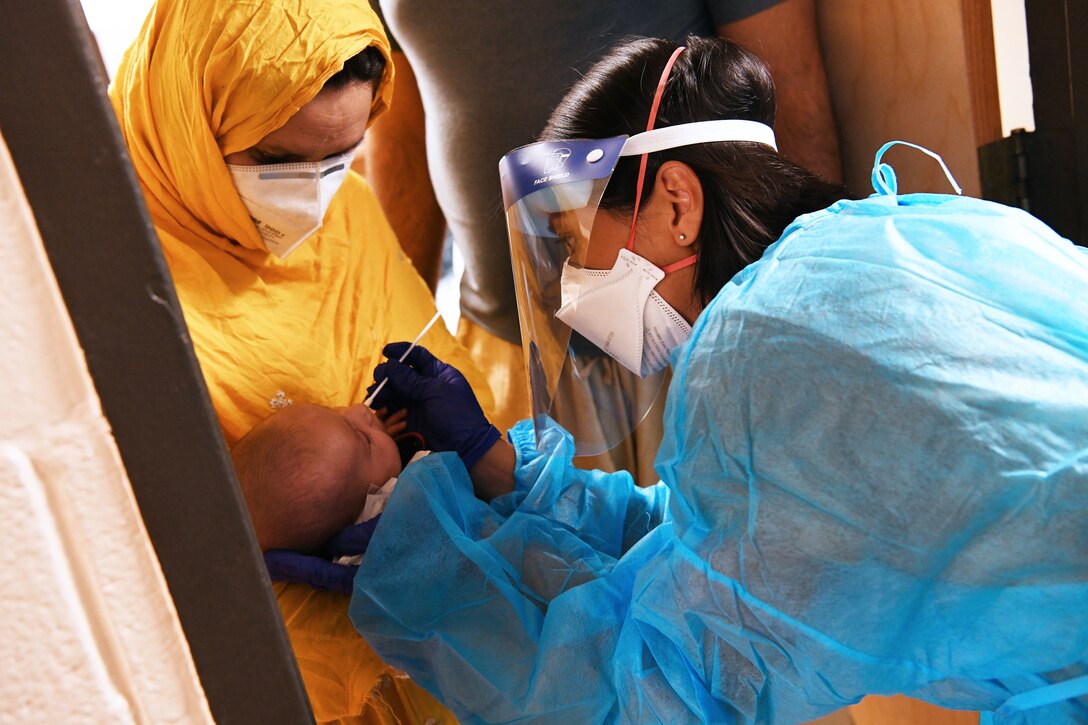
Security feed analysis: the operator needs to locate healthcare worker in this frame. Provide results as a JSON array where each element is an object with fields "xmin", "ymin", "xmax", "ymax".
[
  {"xmin": 110, "ymin": 0, "xmax": 491, "ymax": 720},
  {"xmin": 346, "ymin": 37, "xmax": 1088, "ymax": 723}
]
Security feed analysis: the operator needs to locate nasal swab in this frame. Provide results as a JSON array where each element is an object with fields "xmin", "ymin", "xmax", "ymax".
[{"xmin": 364, "ymin": 310, "xmax": 443, "ymax": 407}]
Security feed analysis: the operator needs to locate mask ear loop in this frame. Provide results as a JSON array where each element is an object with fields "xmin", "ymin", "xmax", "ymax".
[{"xmin": 625, "ymin": 46, "xmax": 697, "ymax": 275}]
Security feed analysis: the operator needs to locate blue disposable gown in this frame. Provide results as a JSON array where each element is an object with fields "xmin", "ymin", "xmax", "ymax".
[{"xmin": 351, "ymin": 192, "xmax": 1088, "ymax": 724}]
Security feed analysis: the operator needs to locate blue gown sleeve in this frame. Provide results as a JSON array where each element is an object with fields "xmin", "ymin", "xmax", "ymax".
[
  {"xmin": 350, "ymin": 421, "xmax": 677, "ymax": 724},
  {"xmin": 352, "ymin": 193, "xmax": 1088, "ymax": 725},
  {"xmin": 493, "ymin": 420, "xmax": 670, "ymax": 559}
]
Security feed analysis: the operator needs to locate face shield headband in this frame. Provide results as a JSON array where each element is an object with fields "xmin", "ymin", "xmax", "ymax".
[{"xmin": 499, "ymin": 47, "xmax": 777, "ymax": 456}]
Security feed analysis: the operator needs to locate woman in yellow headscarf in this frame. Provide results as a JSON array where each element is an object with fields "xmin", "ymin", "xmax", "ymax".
[{"xmin": 111, "ymin": 0, "xmax": 490, "ymax": 721}]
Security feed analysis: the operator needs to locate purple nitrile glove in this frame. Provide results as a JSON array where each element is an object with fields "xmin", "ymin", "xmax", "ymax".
[
  {"xmin": 262, "ymin": 516, "xmax": 381, "ymax": 594},
  {"xmin": 367, "ymin": 343, "xmax": 500, "ymax": 469}
]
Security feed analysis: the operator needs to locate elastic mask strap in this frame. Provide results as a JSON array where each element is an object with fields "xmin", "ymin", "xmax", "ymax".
[
  {"xmin": 626, "ymin": 46, "xmax": 685, "ymax": 253},
  {"xmin": 871, "ymin": 141, "xmax": 963, "ymax": 196},
  {"xmin": 661, "ymin": 255, "xmax": 698, "ymax": 274},
  {"xmin": 980, "ymin": 674, "xmax": 1088, "ymax": 725}
]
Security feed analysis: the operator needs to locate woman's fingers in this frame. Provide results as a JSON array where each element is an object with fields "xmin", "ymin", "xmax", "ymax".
[
  {"xmin": 382, "ymin": 342, "xmax": 442, "ymax": 376},
  {"xmin": 383, "ymin": 408, "xmax": 409, "ymax": 435},
  {"xmin": 387, "ymin": 408, "xmax": 408, "ymax": 423}
]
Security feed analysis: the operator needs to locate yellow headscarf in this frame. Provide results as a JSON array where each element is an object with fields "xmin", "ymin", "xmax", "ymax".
[
  {"xmin": 112, "ymin": 0, "xmax": 393, "ymax": 256},
  {"xmin": 111, "ymin": 1, "xmax": 489, "ymax": 721}
]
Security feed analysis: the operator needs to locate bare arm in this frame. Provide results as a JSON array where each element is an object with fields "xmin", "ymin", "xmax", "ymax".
[
  {"xmin": 360, "ymin": 51, "xmax": 447, "ymax": 290},
  {"xmin": 719, "ymin": 0, "xmax": 843, "ymax": 182},
  {"xmin": 468, "ymin": 439, "xmax": 516, "ymax": 501}
]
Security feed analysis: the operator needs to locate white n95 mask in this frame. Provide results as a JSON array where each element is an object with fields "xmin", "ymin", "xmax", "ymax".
[
  {"xmin": 227, "ymin": 150, "xmax": 355, "ymax": 258},
  {"xmin": 500, "ymin": 43, "xmax": 778, "ymax": 454},
  {"xmin": 555, "ymin": 248, "xmax": 692, "ymax": 378}
]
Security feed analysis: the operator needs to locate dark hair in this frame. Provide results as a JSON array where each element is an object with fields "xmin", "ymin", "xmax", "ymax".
[
  {"xmin": 542, "ymin": 36, "xmax": 848, "ymax": 307},
  {"xmin": 324, "ymin": 45, "xmax": 386, "ymax": 91}
]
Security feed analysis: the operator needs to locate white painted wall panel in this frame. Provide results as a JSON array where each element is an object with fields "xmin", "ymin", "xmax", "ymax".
[
  {"xmin": 0, "ymin": 132, "xmax": 211, "ymax": 723},
  {"xmin": 991, "ymin": 0, "xmax": 1034, "ymax": 134}
]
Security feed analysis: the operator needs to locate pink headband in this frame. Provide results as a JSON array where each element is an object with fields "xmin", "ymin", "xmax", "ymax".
[{"xmin": 624, "ymin": 46, "xmax": 698, "ymax": 275}]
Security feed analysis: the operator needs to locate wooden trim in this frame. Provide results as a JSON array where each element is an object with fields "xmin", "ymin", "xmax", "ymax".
[{"xmin": 962, "ymin": 0, "xmax": 1003, "ymax": 146}]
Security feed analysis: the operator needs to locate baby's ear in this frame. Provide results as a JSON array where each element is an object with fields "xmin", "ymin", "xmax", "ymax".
[{"xmin": 396, "ymin": 432, "xmax": 426, "ymax": 467}]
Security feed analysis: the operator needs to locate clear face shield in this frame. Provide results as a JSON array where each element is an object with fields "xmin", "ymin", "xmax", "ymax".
[
  {"xmin": 500, "ymin": 121, "xmax": 778, "ymax": 456},
  {"xmin": 502, "ymin": 136, "xmax": 658, "ymax": 456}
]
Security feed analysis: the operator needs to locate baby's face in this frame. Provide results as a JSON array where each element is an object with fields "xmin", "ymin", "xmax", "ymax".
[
  {"xmin": 324, "ymin": 403, "xmax": 403, "ymax": 488},
  {"xmin": 286, "ymin": 403, "xmax": 402, "ymax": 503}
]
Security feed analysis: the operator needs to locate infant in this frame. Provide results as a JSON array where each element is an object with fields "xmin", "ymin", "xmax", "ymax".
[{"xmin": 231, "ymin": 402, "xmax": 409, "ymax": 552}]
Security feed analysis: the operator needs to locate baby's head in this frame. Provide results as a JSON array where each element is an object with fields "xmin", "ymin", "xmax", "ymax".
[{"xmin": 231, "ymin": 402, "xmax": 402, "ymax": 552}]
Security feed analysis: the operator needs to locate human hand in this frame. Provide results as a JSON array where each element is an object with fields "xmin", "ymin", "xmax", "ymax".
[
  {"xmin": 376, "ymin": 407, "xmax": 408, "ymax": 437},
  {"xmin": 262, "ymin": 516, "xmax": 381, "ymax": 594},
  {"xmin": 367, "ymin": 343, "xmax": 500, "ymax": 469}
]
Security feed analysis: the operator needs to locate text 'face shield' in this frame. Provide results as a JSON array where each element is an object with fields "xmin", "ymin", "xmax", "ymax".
[{"xmin": 501, "ymin": 138, "xmax": 669, "ymax": 456}]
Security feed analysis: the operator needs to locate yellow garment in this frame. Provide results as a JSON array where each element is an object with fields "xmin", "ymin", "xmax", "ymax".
[
  {"xmin": 111, "ymin": 1, "xmax": 488, "ymax": 720},
  {"xmin": 457, "ymin": 316, "xmax": 662, "ymax": 486},
  {"xmin": 455, "ymin": 316, "xmax": 531, "ymax": 435},
  {"xmin": 276, "ymin": 585, "xmax": 456, "ymax": 724}
]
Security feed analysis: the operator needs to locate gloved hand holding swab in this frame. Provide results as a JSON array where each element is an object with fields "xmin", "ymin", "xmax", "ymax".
[{"xmin": 364, "ymin": 310, "xmax": 443, "ymax": 408}]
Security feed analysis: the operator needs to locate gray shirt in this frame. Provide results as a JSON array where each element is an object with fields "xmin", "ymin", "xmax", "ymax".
[{"xmin": 378, "ymin": 0, "xmax": 783, "ymax": 343}]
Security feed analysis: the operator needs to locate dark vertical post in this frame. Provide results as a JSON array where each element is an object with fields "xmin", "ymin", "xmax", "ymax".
[
  {"xmin": 0, "ymin": 1, "xmax": 314, "ymax": 722},
  {"xmin": 1024, "ymin": 0, "xmax": 1088, "ymax": 242},
  {"xmin": 981, "ymin": 0, "xmax": 1088, "ymax": 245}
]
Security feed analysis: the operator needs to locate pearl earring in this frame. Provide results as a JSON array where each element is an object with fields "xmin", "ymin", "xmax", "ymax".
[{"xmin": 679, "ymin": 233, "xmax": 687, "ymax": 241}]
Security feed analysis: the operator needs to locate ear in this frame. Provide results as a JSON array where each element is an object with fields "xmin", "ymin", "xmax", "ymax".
[{"xmin": 656, "ymin": 161, "xmax": 703, "ymax": 249}]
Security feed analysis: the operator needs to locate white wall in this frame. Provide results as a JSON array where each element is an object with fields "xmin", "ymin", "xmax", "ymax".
[
  {"xmin": 0, "ymin": 132, "xmax": 212, "ymax": 723},
  {"xmin": 991, "ymin": 0, "xmax": 1035, "ymax": 134},
  {"xmin": 80, "ymin": 0, "xmax": 154, "ymax": 80}
]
